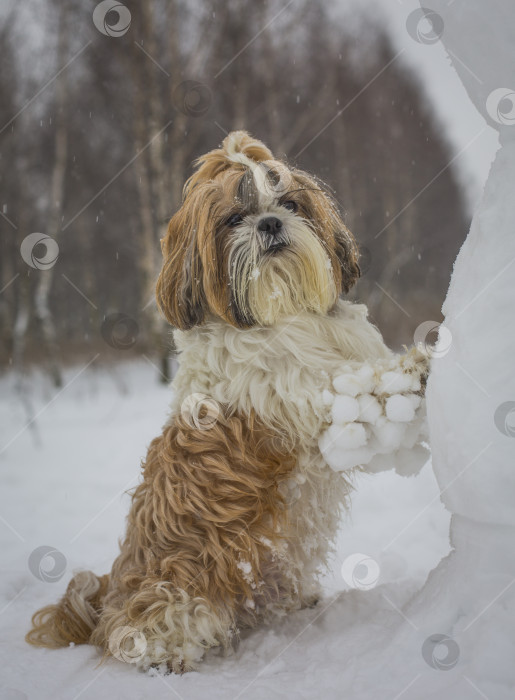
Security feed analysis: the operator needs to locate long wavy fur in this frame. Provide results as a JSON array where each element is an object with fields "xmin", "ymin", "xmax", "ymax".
[
  {"xmin": 27, "ymin": 408, "xmax": 298, "ymax": 671},
  {"xmin": 26, "ymin": 131, "xmax": 388, "ymax": 673}
]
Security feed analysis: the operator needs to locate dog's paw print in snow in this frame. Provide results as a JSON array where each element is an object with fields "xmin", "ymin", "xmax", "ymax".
[{"xmin": 319, "ymin": 352, "xmax": 429, "ymax": 474}]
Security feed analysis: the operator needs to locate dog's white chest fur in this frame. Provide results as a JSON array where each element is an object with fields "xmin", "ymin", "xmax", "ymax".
[{"xmin": 171, "ymin": 300, "xmax": 391, "ymax": 441}]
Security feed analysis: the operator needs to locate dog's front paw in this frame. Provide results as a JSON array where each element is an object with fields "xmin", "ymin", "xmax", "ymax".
[{"xmin": 400, "ymin": 344, "xmax": 431, "ymax": 393}]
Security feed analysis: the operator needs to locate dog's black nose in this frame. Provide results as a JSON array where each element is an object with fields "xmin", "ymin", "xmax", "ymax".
[{"xmin": 257, "ymin": 216, "xmax": 283, "ymax": 234}]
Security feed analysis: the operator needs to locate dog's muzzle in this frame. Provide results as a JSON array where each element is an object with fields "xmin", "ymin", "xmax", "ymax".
[{"xmin": 257, "ymin": 216, "xmax": 288, "ymax": 252}]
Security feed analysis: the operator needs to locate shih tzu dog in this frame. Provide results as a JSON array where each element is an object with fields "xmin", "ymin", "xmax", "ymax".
[{"xmin": 27, "ymin": 131, "xmax": 429, "ymax": 672}]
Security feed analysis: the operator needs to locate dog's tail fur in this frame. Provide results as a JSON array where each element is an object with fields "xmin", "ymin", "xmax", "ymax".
[{"xmin": 26, "ymin": 570, "xmax": 109, "ymax": 648}]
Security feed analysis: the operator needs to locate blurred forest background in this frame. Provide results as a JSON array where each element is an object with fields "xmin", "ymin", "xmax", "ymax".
[{"xmin": 0, "ymin": 0, "xmax": 469, "ymax": 385}]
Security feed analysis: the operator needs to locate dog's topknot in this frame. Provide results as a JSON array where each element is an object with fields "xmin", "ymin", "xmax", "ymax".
[
  {"xmin": 223, "ymin": 130, "xmax": 273, "ymax": 165},
  {"xmin": 184, "ymin": 131, "xmax": 273, "ymax": 197}
]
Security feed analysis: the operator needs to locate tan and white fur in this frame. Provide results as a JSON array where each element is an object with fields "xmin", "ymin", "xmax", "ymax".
[{"xmin": 26, "ymin": 131, "xmax": 427, "ymax": 673}]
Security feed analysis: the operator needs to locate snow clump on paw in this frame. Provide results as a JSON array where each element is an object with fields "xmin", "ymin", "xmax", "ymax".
[
  {"xmin": 372, "ymin": 416, "xmax": 407, "ymax": 450},
  {"xmin": 385, "ymin": 394, "xmax": 415, "ymax": 423},
  {"xmin": 332, "ymin": 395, "xmax": 360, "ymax": 424},
  {"xmin": 332, "ymin": 373, "xmax": 362, "ymax": 397},
  {"xmin": 378, "ymin": 370, "xmax": 412, "ymax": 394},
  {"xmin": 319, "ymin": 351, "xmax": 428, "ymax": 475},
  {"xmin": 321, "ymin": 422, "xmax": 368, "ymax": 451},
  {"xmin": 357, "ymin": 394, "xmax": 382, "ymax": 424}
]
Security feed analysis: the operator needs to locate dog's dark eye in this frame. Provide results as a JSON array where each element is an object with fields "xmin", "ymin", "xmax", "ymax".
[
  {"xmin": 227, "ymin": 212, "xmax": 243, "ymax": 227},
  {"xmin": 282, "ymin": 200, "xmax": 298, "ymax": 213}
]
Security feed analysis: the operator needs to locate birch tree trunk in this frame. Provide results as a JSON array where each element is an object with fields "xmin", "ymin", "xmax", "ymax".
[
  {"xmin": 135, "ymin": 2, "xmax": 217, "ymax": 382},
  {"xmin": 11, "ymin": 196, "xmax": 31, "ymax": 379},
  {"xmin": 130, "ymin": 4, "xmax": 173, "ymax": 383},
  {"xmin": 33, "ymin": 1, "xmax": 69, "ymax": 387}
]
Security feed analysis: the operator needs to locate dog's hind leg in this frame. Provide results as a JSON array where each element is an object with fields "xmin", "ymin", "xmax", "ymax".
[
  {"xmin": 91, "ymin": 584, "xmax": 236, "ymax": 672},
  {"xmin": 86, "ymin": 406, "xmax": 297, "ymax": 672}
]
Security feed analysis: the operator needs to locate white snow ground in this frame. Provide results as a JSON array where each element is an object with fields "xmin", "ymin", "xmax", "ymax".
[{"xmin": 0, "ymin": 360, "xmax": 451, "ymax": 700}]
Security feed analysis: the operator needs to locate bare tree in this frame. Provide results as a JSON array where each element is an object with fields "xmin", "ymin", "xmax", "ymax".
[
  {"xmin": 32, "ymin": 0, "xmax": 70, "ymax": 387},
  {"xmin": 1, "ymin": 0, "xmax": 470, "ymax": 369}
]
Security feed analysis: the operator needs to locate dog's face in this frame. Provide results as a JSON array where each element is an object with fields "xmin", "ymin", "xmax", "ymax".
[{"xmin": 157, "ymin": 131, "xmax": 360, "ymax": 329}]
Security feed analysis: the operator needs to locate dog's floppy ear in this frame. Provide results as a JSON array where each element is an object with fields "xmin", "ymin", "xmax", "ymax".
[
  {"xmin": 156, "ymin": 203, "xmax": 207, "ymax": 330},
  {"xmin": 292, "ymin": 168, "xmax": 361, "ymax": 295},
  {"xmin": 334, "ymin": 224, "xmax": 361, "ymax": 294},
  {"xmin": 314, "ymin": 181, "xmax": 360, "ymax": 294}
]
